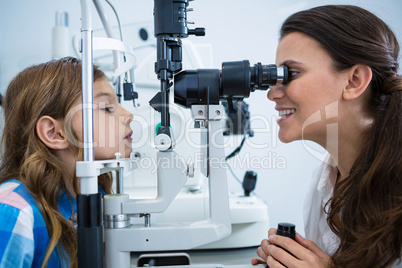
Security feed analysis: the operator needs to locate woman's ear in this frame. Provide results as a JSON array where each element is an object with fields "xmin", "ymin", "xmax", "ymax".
[
  {"xmin": 36, "ymin": 116, "xmax": 69, "ymax": 150},
  {"xmin": 343, "ymin": 64, "xmax": 372, "ymax": 101}
]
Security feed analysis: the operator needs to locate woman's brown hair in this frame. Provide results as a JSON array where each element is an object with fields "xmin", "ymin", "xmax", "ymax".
[
  {"xmin": 281, "ymin": 5, "xmax": 402, "ymax": 267},
  {"xmin": 0, "ymin": 57, "xmax": 113, "ymax": 267}
]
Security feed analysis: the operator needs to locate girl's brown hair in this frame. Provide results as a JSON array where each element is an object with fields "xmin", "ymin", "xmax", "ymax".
[
  {"xmin": 0, "ymin": 57, "xmax": 113, "ymax": 267},
  {"xmin": 281, "ymin": 5, "xmax": 402, "ymax": 267}
]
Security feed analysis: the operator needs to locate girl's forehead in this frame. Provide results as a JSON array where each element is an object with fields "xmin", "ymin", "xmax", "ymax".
[{"xmin": 94, "ymin": 79, "xmax": 116, "ymax": 100}]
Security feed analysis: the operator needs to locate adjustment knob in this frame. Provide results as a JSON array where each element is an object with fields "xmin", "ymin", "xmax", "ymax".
[{"xmin": 188, "ymin": 27, "xmax": 205, "ymax": 36}]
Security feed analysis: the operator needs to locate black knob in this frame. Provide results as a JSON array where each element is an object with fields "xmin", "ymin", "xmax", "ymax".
[
  {"xmin": 277, "ymin": 222, "xmax": 296, "ymax": 240},
  {"xmin": 188, "ymin": 27, "xmax": 205, "ymax": 36}
]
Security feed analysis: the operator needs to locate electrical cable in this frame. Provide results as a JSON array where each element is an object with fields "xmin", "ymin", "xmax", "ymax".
[
  {"xmin": 225, "ymin": 161, "xmax": 242, "ymax": 185},
  {"xmin": 104, "ymin": 0, "xmax": 129, "ymax": 82},
  {"xmin": 225, "ymin": 131, "xmax": 264, "ymax": 199},
  {"xmin": 104, "ymin": 0, "xmax": 124, "ymax": 42},
  {"xmin": 225, "ymin": 161, "xmax": 261, "ymax": 198},
  {"xmin": 225, "ymin": 132, "xmax": 249, "ymax": 160}
]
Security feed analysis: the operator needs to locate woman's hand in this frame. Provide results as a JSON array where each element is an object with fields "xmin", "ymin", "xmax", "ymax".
[
  {"xmin": 251, "ymin": 228, "xmax": 277, "ymax": 265},
  {"xmin": 251, "ymin": 228, "xmax": 333, "ymax": 267}
]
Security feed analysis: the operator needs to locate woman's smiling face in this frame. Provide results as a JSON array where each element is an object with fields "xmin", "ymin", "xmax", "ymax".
[{"xmin": 268, "ymin": 31, "xmax": 349, "ymax": 145}]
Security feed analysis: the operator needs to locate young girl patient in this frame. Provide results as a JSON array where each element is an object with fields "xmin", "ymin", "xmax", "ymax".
[{"xmin": 0, "ymin": 57, "xmax": 133, "ymax": 267}]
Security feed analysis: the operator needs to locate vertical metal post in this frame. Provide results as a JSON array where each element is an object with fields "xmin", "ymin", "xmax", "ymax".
[
  {"xmin": 77, "ymin": 1, "xmax": 103, "ymax": 267},
  {"xmin": 81, "ymin": 28, "xmax": 94, "ymax": 163}
]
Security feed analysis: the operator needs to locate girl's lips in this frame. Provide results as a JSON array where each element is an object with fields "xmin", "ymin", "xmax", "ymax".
[{"xmin": 124, "ymin": 131, "xmax": 133, "ymax": 141}]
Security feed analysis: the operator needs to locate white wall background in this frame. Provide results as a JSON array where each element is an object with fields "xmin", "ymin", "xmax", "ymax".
[{"xmin": 0, "ymin": 0, "xmax": 401, "ymax": 237}]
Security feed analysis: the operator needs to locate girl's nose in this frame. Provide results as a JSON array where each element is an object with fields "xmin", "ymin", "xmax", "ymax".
[{"xmin": 123, "ymin": 109, "xmax": 133, "ymax": 125}]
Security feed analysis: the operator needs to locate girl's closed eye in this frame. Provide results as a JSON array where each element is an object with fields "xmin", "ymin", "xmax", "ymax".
[{"xmin": 101, "ymin": 105, "xmax": 115, "ymax": 113}]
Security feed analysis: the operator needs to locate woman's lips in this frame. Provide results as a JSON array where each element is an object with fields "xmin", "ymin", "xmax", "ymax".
[{"xmin": 276, "ymin": 108, "xmax": 296, "ymax": 123}]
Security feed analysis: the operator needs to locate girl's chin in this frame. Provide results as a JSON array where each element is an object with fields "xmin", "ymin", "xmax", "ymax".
[
  {"xmin": 94, "ymin": 149, "xmax": 131, "ymax": 160},
  {"xmin": 121, "ymin": 147, "xmax": 133, "ymax": 159},
  {"xmin": 123, "ymin": 150, "xmax": 132, "ymax": 159}
]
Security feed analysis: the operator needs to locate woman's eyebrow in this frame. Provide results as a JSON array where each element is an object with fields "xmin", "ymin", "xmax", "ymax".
[{"xmin": 279, "ymin": 59, "xmax": 304, "ymax": 67}]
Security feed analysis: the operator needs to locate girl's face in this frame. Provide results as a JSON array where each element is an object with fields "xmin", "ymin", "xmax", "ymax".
[
  {"xmin": 268, "ymin": 32, "xmax": 348, "ymax": 145},
  {"xmin": 72, "ymin": 78, "xmax": 133, "ymax": 159}
]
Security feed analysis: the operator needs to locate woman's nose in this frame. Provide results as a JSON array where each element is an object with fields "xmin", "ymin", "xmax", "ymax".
[{"xmin": 267, "ymin": 84, "xmax": 285, "ymax": 102}]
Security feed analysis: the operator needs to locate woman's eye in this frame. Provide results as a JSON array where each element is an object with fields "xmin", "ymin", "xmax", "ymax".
[{"xmin": 288, "ymin": 70, "xmax": 300, "ymax": 81}]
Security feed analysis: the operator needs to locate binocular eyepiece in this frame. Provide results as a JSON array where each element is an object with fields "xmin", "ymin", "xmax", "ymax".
[{"xmin": 174, "ymin": 60, "xmax": 289, "ymax": 108}]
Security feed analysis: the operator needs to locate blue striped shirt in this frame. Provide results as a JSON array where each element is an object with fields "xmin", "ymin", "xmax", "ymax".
[{"xmin": 0, "ymin": 179, "xmax": 77, "ymax": 268}]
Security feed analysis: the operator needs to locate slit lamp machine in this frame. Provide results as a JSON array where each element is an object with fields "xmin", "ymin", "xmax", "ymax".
[{"xmin": 75, "ymin": 0, "xmax": 289, "ymax": 267}]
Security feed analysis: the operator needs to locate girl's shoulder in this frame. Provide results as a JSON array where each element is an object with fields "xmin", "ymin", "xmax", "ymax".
[
  {"xmin": 0, "ymin": 179, "xmax": 36, "ymax": 266},
  {"xmin": 0, "ymin": 179, "xmax": 37, "ymax": 211},
  {"xmin": 0, "ymin": 178, "xmax": 46, "ymax": 232},
  {"xmin": 0, "ymin": 179, "xmax": 51, "ymax": 267}
]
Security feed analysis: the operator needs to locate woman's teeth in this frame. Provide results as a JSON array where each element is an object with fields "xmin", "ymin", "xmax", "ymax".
[{"xmin": 279, "ymin": 108, "xmax": 296, "ymax": 118}]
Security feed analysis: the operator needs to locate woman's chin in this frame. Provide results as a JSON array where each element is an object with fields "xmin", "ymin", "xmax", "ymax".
[{"xmin": 278, "ymin": 131, "xmax": 299, "ymax": 144}]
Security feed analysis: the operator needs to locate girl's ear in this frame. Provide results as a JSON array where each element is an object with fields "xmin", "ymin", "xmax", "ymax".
[
  {"xmin": 36, "ymin": 116, "xmax": 69, "ymax": 150},
  {"xmin": 342, "ymin": 64, "xmax": 372, "ymax": 101}
]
